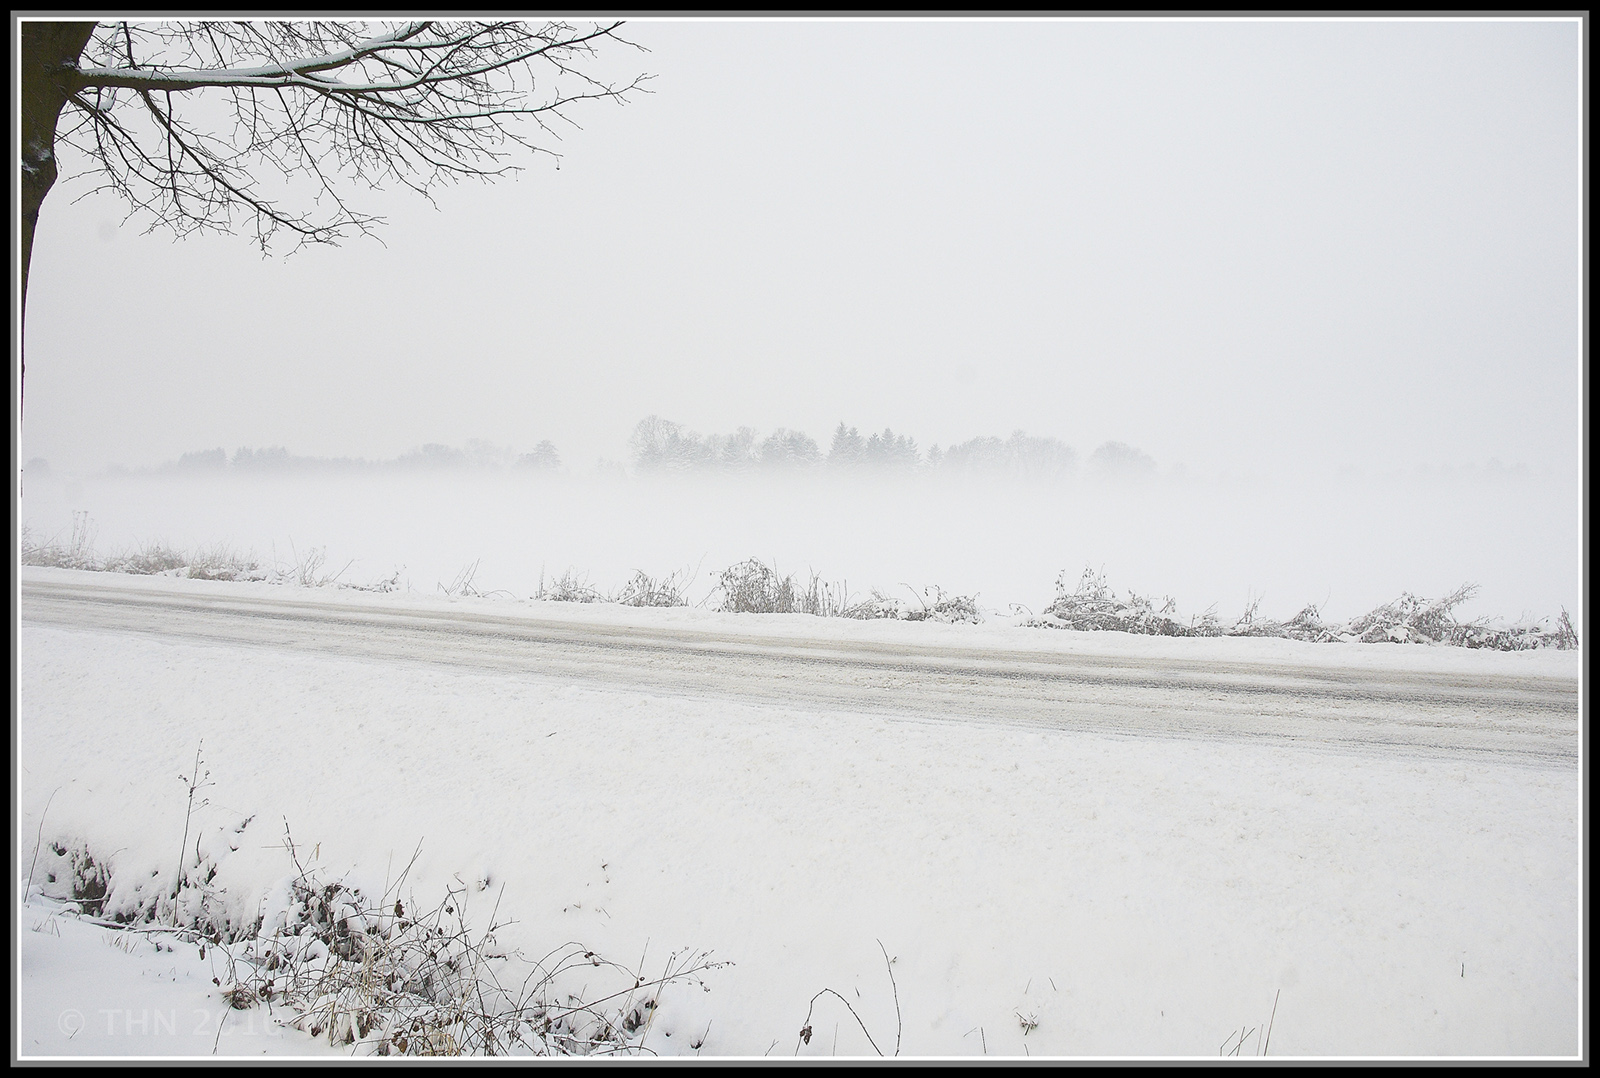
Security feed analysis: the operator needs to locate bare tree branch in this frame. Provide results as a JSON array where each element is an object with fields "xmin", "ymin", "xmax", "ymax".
[{"xmin": 45, "ymin": 18, "xmax": 651, "ymax": 254}]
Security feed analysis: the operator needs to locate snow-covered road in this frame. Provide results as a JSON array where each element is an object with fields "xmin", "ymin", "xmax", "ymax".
[{"xmin": 20, "ymin": 569, "xmax": 1579, "ymax": 764}]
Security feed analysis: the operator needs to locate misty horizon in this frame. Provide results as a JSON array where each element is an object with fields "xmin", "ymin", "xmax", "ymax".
[
  {"xmin": 18, "ymin": 417, "xmax": 1577, "ymax": 486},
  {"xmin": 19, "ymin": 19, "xmax": 1582, "ymax": 488},
  {"xmin": 15, "ymin": 15, "xmax": 1584, "ymax": 623}
]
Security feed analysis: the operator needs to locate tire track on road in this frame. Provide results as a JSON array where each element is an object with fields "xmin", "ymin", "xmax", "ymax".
[{"xmin": 21, "ymin": 574, "xmax": 1579, "ymax": 764}]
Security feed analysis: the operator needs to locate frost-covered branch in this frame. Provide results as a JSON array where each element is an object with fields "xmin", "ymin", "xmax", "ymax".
[{"xmin": 45, "ymin": 19, "xmax": 651, "ymax": 253}]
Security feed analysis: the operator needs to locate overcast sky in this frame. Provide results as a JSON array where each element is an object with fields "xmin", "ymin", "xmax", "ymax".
[{"xmin": 17, "ymin": 16, "xmax": 1584, "ymax": 478}]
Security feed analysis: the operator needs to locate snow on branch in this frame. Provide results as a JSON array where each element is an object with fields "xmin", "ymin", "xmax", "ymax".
[{"xmin": 54, "ymin": 19, "xmax": 651, "ymax": 251}]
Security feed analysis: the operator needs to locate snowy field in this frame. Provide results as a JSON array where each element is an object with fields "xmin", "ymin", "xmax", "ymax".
[{"xmin": 17, "ymin": 559, "xmax": 1583, "ymax": 1059}]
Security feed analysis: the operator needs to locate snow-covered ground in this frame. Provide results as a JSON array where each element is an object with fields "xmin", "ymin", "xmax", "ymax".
[
  {"xmin": 19, "ymin": 901, "xmax": 348, "ymax": 1058},
  {"xmin": 17, "ymin": 567, "xmax": 1582, "ymax": 1059}
]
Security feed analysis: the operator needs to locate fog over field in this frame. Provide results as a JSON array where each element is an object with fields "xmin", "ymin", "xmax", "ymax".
[
  {"xmin": 18, "ymin": 18, "xmax": 1581, "ymax": 631},
  {"xmin": 16, "ymin": 456, "xmax": 1585, "ymax": 634},
  {"xmin": 20, "ymin": 20, "xmax": 1581, "ymax": 484}
]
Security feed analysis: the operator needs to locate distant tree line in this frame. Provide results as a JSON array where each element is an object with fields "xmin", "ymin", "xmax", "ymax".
[
  {"xmin": 628, "ymin": 416, "xmax": 823, "ymax": 471},
  {"xmin": 161, "ymin": 439, "xmax": 562, "ymax": 473},
  {"xmin": 628, "ymin": 416, "xmax": 1155, "ymax": 479},
  {"xmin": 149, "ymin": 423, "xmax": 1158, "ymax": 480}
]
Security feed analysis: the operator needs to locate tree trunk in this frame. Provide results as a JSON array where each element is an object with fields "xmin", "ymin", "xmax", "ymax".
[{"xmin": 20, "ymin": 21, "xmax": 96, "ymax": 417}]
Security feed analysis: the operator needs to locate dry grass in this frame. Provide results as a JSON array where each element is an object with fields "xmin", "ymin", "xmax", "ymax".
[
  {"xmin": 533, "ymin": 568, "xmax": 604, "ymax": 604},
  {"xmin": 795, "ymin": 940, "xmax": 901, "ymax": 1057},
  {"xmin": 19, "ymin": 515, "xmax": 409, "ymax": 589},
  {"xmin": 840, "ymin": 586, "xmax": 982, "ymax": 625},
  {"xmin": 31, "ymin": 823, "xmax": 727, "ymax": 1058},
  {"xmin": 20, "ymin": 512, "xmax": 99, "ymax": 570},
  {"xmin": 714, "ymin": 559, "xmax": 852, "ymax": 616},
  {"xmin": 22, "ymin": 515, "xmax": 1575, "ymax": 650},
  {"xmin": 1029, "ymin": 568, "xmax": 1579, "ymax": 651},
  {"xmin": 614, "ymin": 569, "xmax": 693, "ymax": 608},
  {"xmin": 1034, "ymin": 568, "xmax": 1214, "ymax": 637}
]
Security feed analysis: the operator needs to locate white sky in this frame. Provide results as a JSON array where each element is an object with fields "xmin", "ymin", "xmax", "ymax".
[{"xmin": 17, "ymin": 16, "xmax": 1585, "ymax": 478}]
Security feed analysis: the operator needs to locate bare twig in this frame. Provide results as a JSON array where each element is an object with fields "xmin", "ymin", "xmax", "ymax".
[
  {"xmin": 25, "ymin": 786, "xmax": 63, "ymax": 900},
  {"xmin": 1262, "ymin": 989, "xmax": 1280, "ymax": 1056},
  {"xmin": 876, "ymin": 939, "xmax": 901, "ymax": 1057},
  {"xmin": 796, "ymin": 989, "xmax": 882, "ymax": 1057},
  {"xmin": 172, "ymin": 740, "xmax": 213, "ymax": 913}
]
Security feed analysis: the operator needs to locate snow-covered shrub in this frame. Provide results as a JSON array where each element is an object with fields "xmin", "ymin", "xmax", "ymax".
[
  {"xmin": 252, "ymin": 864, "xmax": 724, "ymax": 1056},
  {"xmin": 912, "ymin": 588, "xmax": 982, "ymax": 625},
  {"xmin": 714, "ymin": 559, "xmax": 849, "ymax": 616},
  {"xmin": 341, "ymin": 568, "xmax": 402, "ymax": 593},
  {"xmin": 30, "ymin": 825, "xmax": 726, "ymax": 1057},
  {"xmin": 34, "ymin": 842, "xmax": 110, "ymax": 915},
  {"xmin": 1343, "ymin": 587, "xmax": 1579, "ymax": 651},
  {"xmin": 20, "ymin": 518, "xmax": 391, "ymax": 591},
  {"xmin": 1545, "ymin": 609, "xmax": 1580, "ymax": 650},
  {"xmin": 615, "ymin": 569, "xmax": 691, "ymax": 608},
  {"xmin": 1029, "ymin": 570, "xmax": 1580, "ymax": 650},
  {"xmin": 19, "ymin": 513, "xmax": 99, "ymax": 570},
  {"xmin": 26, "ymin": 531, "xmax": 265, "ymax": 581},
  {"xmin": 184, "ymin": 544, "xmax": 266, "ymax": 581},
  {"xmin": 274, "ymin": 545, "xmax": 352, "ymax": 588},
  {"xmin": 842, "ymin": 586, "xmax": 982, "ymax": 625},
  {"xmin": 717, "ymin": 559, "xmax": 801, "ymax": 614},
  {"xmin": 1344, "ymin": 584, "xmax": 1479, "ymax": 644},
  {"xmin": 102, "ymin": 541, "xmax": 189, "ymax": 575},
  {"xmin": 1227, "ymin": 596, "xmax": 1340, "ymax": 643},
  {"xmin": 22, "ymin": 519, "xmax": 231, "ymax": 579},
  {"xmin": 1037, "ymin": 568, "xmax": 1197, "ymax": 636},
  {"xmin": 19, "ymin": 529, "xmax": 78, "ymax": 569},
  {"xmin": 22, "ymin": 517, "xmax": 278, "ymax": 583},
  {"xmin": 534, "ymin": 569, "xmax": 603, "ymax": 603},
  {"xmin": 1448, "ymin": 619, "xmax": 1566, "ymax": 651}
]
